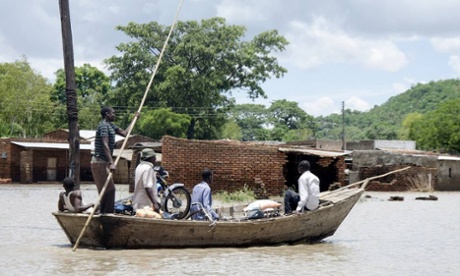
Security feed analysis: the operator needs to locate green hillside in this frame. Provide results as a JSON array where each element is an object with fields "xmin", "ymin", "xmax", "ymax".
[{"xmin": 315, "ymin": 79, "xmax": 460, "ymax": 143}]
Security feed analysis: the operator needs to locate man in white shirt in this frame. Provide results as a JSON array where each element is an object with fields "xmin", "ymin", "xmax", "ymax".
[
  {"xmin": 133, "ymin": 148, "xmax": 160, "ymax": 213},
  {"xmin": 284, "ymin": 160, "xmax": 320, "ymax": 215}
]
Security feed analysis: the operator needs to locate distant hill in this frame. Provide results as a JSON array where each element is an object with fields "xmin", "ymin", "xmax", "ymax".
[{"xmin": 315, "ymin": 79, "xmax": 460, "ymax": 141}]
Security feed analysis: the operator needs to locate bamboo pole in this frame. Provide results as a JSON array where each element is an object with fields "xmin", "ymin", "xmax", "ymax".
[{"xmin": 72, "ymin": 0, "xmax": 185, "ymax": 252}]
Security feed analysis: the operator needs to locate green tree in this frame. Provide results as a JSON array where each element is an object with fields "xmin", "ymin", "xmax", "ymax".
[
  {"xmin": 409, "ymin": 99, "xmax": 460, "ymax": 153},
  {"xmin": 51, "ymin": 64, "xmax": 112, "ymax": 129},
  {"xmin": 399, "ymin": 112, "xmax": 423, "ymax": 140},
  {"xmin": 138, "ymin": 108, "xmax": 191, "ymax": 139},
  {"xmin": 267, "ymin": 99, "xmax": 315, "ymax": 141},
  {"xmin": 105, "ymin": 17, "xmax": 288, "ymax": 139},
  {"xmin": 220, "ymin": 120, "xmax": 243, "ymax": 140},
  {"xmin": 230, "ymin": 104, "xmax": 269, "ymax": 141},
  {"xmin": 0, "ymin": 58, "xmax": 53, "ymax": 137}
]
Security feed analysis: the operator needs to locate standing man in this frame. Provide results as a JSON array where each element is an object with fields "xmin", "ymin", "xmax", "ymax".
[
  {"xmin": 91, "ymin": 106, "xmax": 133, "ymax": 214},
  {"xmin": 133, "ymin": 148, "xmax": 161, "ymax": 213},
  {"xmin": 190, "ymin": 168, "xmax": 219, "ymax": 221},
  {"xmin": 284, "ymin": 160, "xmax": 320, "ymax": 215}
]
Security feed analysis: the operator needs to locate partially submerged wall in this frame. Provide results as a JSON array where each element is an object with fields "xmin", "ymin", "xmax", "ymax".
[
  {"xmin": 353, "ymin": 150, "xmax": 439, "ymax": 191},
  {"xmin": 360, "ymin": 165, "xmax": 438, "ymax": 191}
]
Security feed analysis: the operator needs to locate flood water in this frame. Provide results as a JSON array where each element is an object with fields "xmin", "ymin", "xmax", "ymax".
[{"xmin": 1, "ymin": 184, "xmax": 459, "ymax": 275}]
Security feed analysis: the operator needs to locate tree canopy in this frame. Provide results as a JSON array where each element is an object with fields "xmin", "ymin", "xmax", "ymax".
[
  {"xmin": 408, "ymin": 99, "xmax": 460, "ymax": 153},
  {"xmin": 0, "ymin": 59, "xmax": 53, "ymax": 137},
  {"xmin": 51, "ymin": 63, "xmax": 111, "ymax": 129},
  {"xmin": 105, "ymin": 17, "xmax": 288, "ymax": 139}
]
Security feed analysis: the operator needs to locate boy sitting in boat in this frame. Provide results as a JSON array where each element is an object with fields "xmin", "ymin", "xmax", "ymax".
[{"xmin": 58, "ymin": 177, "xmax": 95, "ymax": 213}]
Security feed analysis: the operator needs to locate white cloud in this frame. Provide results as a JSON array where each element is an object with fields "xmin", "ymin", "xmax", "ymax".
[
  {"xmin": 216, "ymin": 0, "xmax": 268, "ymax": 22},
  {"xmin": 301, "ymin": 97, "xmax": 337, "ymax": 117},
  {"xmin": 282, "ymin": 16, "xmax": 408, "ymax": 72},
  {"xmin": 345, "ymin": 96, "xmax": 370, "ymax": 112},
  {"xmin": 431, "ymin": 37, "xmax": 460, "ymax": 53},
  {"xmin": 448, "ymin": 55, "xmax": 460, "ymax": 76}
]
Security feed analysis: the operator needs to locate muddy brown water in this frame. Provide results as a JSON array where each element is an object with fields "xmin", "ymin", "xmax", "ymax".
[{"xmin": 1, "ymin": 184, "xmax": 459, "ymax": 275}]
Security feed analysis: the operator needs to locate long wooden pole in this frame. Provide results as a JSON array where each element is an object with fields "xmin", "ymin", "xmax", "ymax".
[
  {"xmin": 72, "ymin": 0, "xmax": 185, "ymax": 252},
  {"xmin": 59, "ymin": 0, "xmax": 80, "ymax": 188}
]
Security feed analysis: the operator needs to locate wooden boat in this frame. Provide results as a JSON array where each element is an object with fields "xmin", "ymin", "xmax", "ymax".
[{"xmin": 53, "ymin": 186, "xmax": 364, "ymax": 249}]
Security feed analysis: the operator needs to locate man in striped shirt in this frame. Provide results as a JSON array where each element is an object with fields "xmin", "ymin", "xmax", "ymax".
[{"xmin": 91, "ymin": 106, "xmax": 132, "ymax": 213}]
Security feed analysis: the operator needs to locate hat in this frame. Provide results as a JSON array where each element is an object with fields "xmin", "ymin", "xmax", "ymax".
[{"xmin": 140, "ymin": 148, "xmax": 156, "ymax": 161}]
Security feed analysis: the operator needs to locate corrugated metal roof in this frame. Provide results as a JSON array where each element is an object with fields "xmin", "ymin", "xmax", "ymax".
[
  {"xmin": 278, "ymin": 147, "xmax": 350, "ymax": 157},
  {"xmin": 11, "ymin": 142, "xmax": 142, "ymax": 161},
  {"xmin": 11, "ymin": 141, "xmax": 92, "ymax": 150}
]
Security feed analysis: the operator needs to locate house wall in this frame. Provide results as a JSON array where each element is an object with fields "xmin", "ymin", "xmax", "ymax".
[
  {"xmin": 374, "ymin": 140, "xmax": 416, "ymax": 150},
  {"xmin": 160, "ymin": 136, "xmax": 287, "ymax": 196},
  {"xmin": 0, "ymin": 139, "xmax": 12, "ymax": 181},
  {"xmin": 352, "ymin": 150, "xmax": 438, "ymax": 170},
  {"xmin": 350, "ymin": 150, "xmax": 460, "ymax": 191},
  {"xmin": 437, "ymin": 160, "xmax": 460, "ymax": 191},
  {"xmin": 347, "ymin": 140, "xmax": 416, "ymax": 151},
  {"xmin": 43, "ymin": 129, "xmax": 70, "ymax": 141},
  {"xmin": 316, "ymin": 140, "xmax": 343, "ymax": 151},
  {"xmin": 0, "ymin": 138, "xmax": 94, "ymax": 183},
  {"xmin": 360, "ymin": 165, "xmax": 438, "ymax": 191}
]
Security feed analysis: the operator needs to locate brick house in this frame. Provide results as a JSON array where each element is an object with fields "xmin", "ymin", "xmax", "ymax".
[
  {"xmin": 0, "ymin": 131, "xmax": 156, "ymax": 184},
  {"xmin": 131, "ymin": 136, "xmax": 348, "ymax": 197}
]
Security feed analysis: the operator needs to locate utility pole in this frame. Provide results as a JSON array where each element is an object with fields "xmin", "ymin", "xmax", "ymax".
[
  {"xmin": 59, "ymin": 0, "xmax": 80, "ymax": 188},
  {"xmin": 342, "ymin": 101, "xmax": 346, "ymax": 151}
]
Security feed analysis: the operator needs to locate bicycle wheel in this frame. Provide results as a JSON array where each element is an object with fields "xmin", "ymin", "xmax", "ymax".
[{"xmin": 164, "ymin": 187, "xmax": 191, "ymax": 219}]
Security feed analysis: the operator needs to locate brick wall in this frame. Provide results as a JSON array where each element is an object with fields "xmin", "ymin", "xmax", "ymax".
[
  {"xmin": 0, "ymin": 138, "xmax": 11, "ymax": 180},
  {"xmin": 161, "ymin": 136, "xmax": 287, "ymax": 196}
]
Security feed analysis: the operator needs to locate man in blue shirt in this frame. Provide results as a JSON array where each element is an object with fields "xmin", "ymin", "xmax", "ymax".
[{"xmin": 190, "ymin": 168, "xmax": 219, "ymax": 221}]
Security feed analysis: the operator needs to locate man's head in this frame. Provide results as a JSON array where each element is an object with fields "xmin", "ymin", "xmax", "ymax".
[
  {"xmin": 298, "ymin": 160, "xmax": 311, "ymax": 174},
  {"xmin": 100, "ymin": 106, "xmax": 115, "ymax": 121},
  {"xmin": 140, "ymin": 148, "xmax": 156, "ymax": 163},
  {"xmin": 202, "ymin": 168, "xmax": 213, "ymax": 183},
  {"xmin": 62, "ymin": 177, "xmax": 75, "ymax": 190}
]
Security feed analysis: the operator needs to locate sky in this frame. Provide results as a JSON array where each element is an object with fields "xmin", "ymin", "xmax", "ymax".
[{"xmin": 1, "ymin": 0, "xmax": 460, "ymax": 117}]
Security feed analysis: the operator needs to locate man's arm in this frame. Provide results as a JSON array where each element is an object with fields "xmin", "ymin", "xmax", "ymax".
[
  {"xmin": 202, "ymin": 188, "xmax": 219, "ymax": 219},
  {"xmin": 101, "ymin": 136, "xmax": 115, "ymax": 171},
  {"xmin": 145, "ymin": 187, "xmax": 160, "ymax": 212},
  {"xmin": 144, "ymin": 169, "xmax": 160, "ymax": 212},
  {"xmin": 73, "ymin": 190, "xmax": 95, "ymax": 213},
  {"xmin": 58, "ymin": 192, "xmax": 66, "ymax": 211},
  {"xmin": 115, "ymin": 112, "xmax": 140, "ymax": 137},
  {"xmin": 296, "ymin": 177, "xmax": 309, "ymax": 212}
]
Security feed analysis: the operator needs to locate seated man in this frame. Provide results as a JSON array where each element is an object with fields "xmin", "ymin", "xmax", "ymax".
[
  {"xmin": 133, "ymin": 148, "xmax": 161, "ymax": 213},
  {"xmin": 58, "ymin": 177, "xmax": 95, "ymax": 213},
  {"xmin": 284, "ymin": 160, "xmax": 320, "ymax": 214},
  {"xmin": 190, "ymin": 168, "xmax": 219, "ymax": 221}
]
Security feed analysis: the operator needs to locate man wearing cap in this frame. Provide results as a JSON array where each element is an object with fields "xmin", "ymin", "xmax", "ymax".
[{"xmin": 133, "ymin": 148, "xmax": 161, "ymax": 213}]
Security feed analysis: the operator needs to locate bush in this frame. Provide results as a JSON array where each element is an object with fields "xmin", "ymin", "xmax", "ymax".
[{"xmin": 214, "ymin": 185, "xmax": 255, "ymax": 203}]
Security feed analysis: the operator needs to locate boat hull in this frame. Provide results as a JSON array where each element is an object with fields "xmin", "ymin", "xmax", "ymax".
[{"xmin": 53, "ymin": 188, "xmax": 363, "ymax": 249}]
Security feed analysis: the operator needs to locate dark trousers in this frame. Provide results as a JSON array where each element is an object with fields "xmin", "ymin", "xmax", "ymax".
[
  {"xmin": 91, "ymin": 161, "xmax": 115, "ymax": 214},
  {"xmin": 284, "ymin": 189, "xmax": 309, "ymax": 214},
  {"xmin": 284, "ymin": 189, "xmax": 299, "ymax": 214}
]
